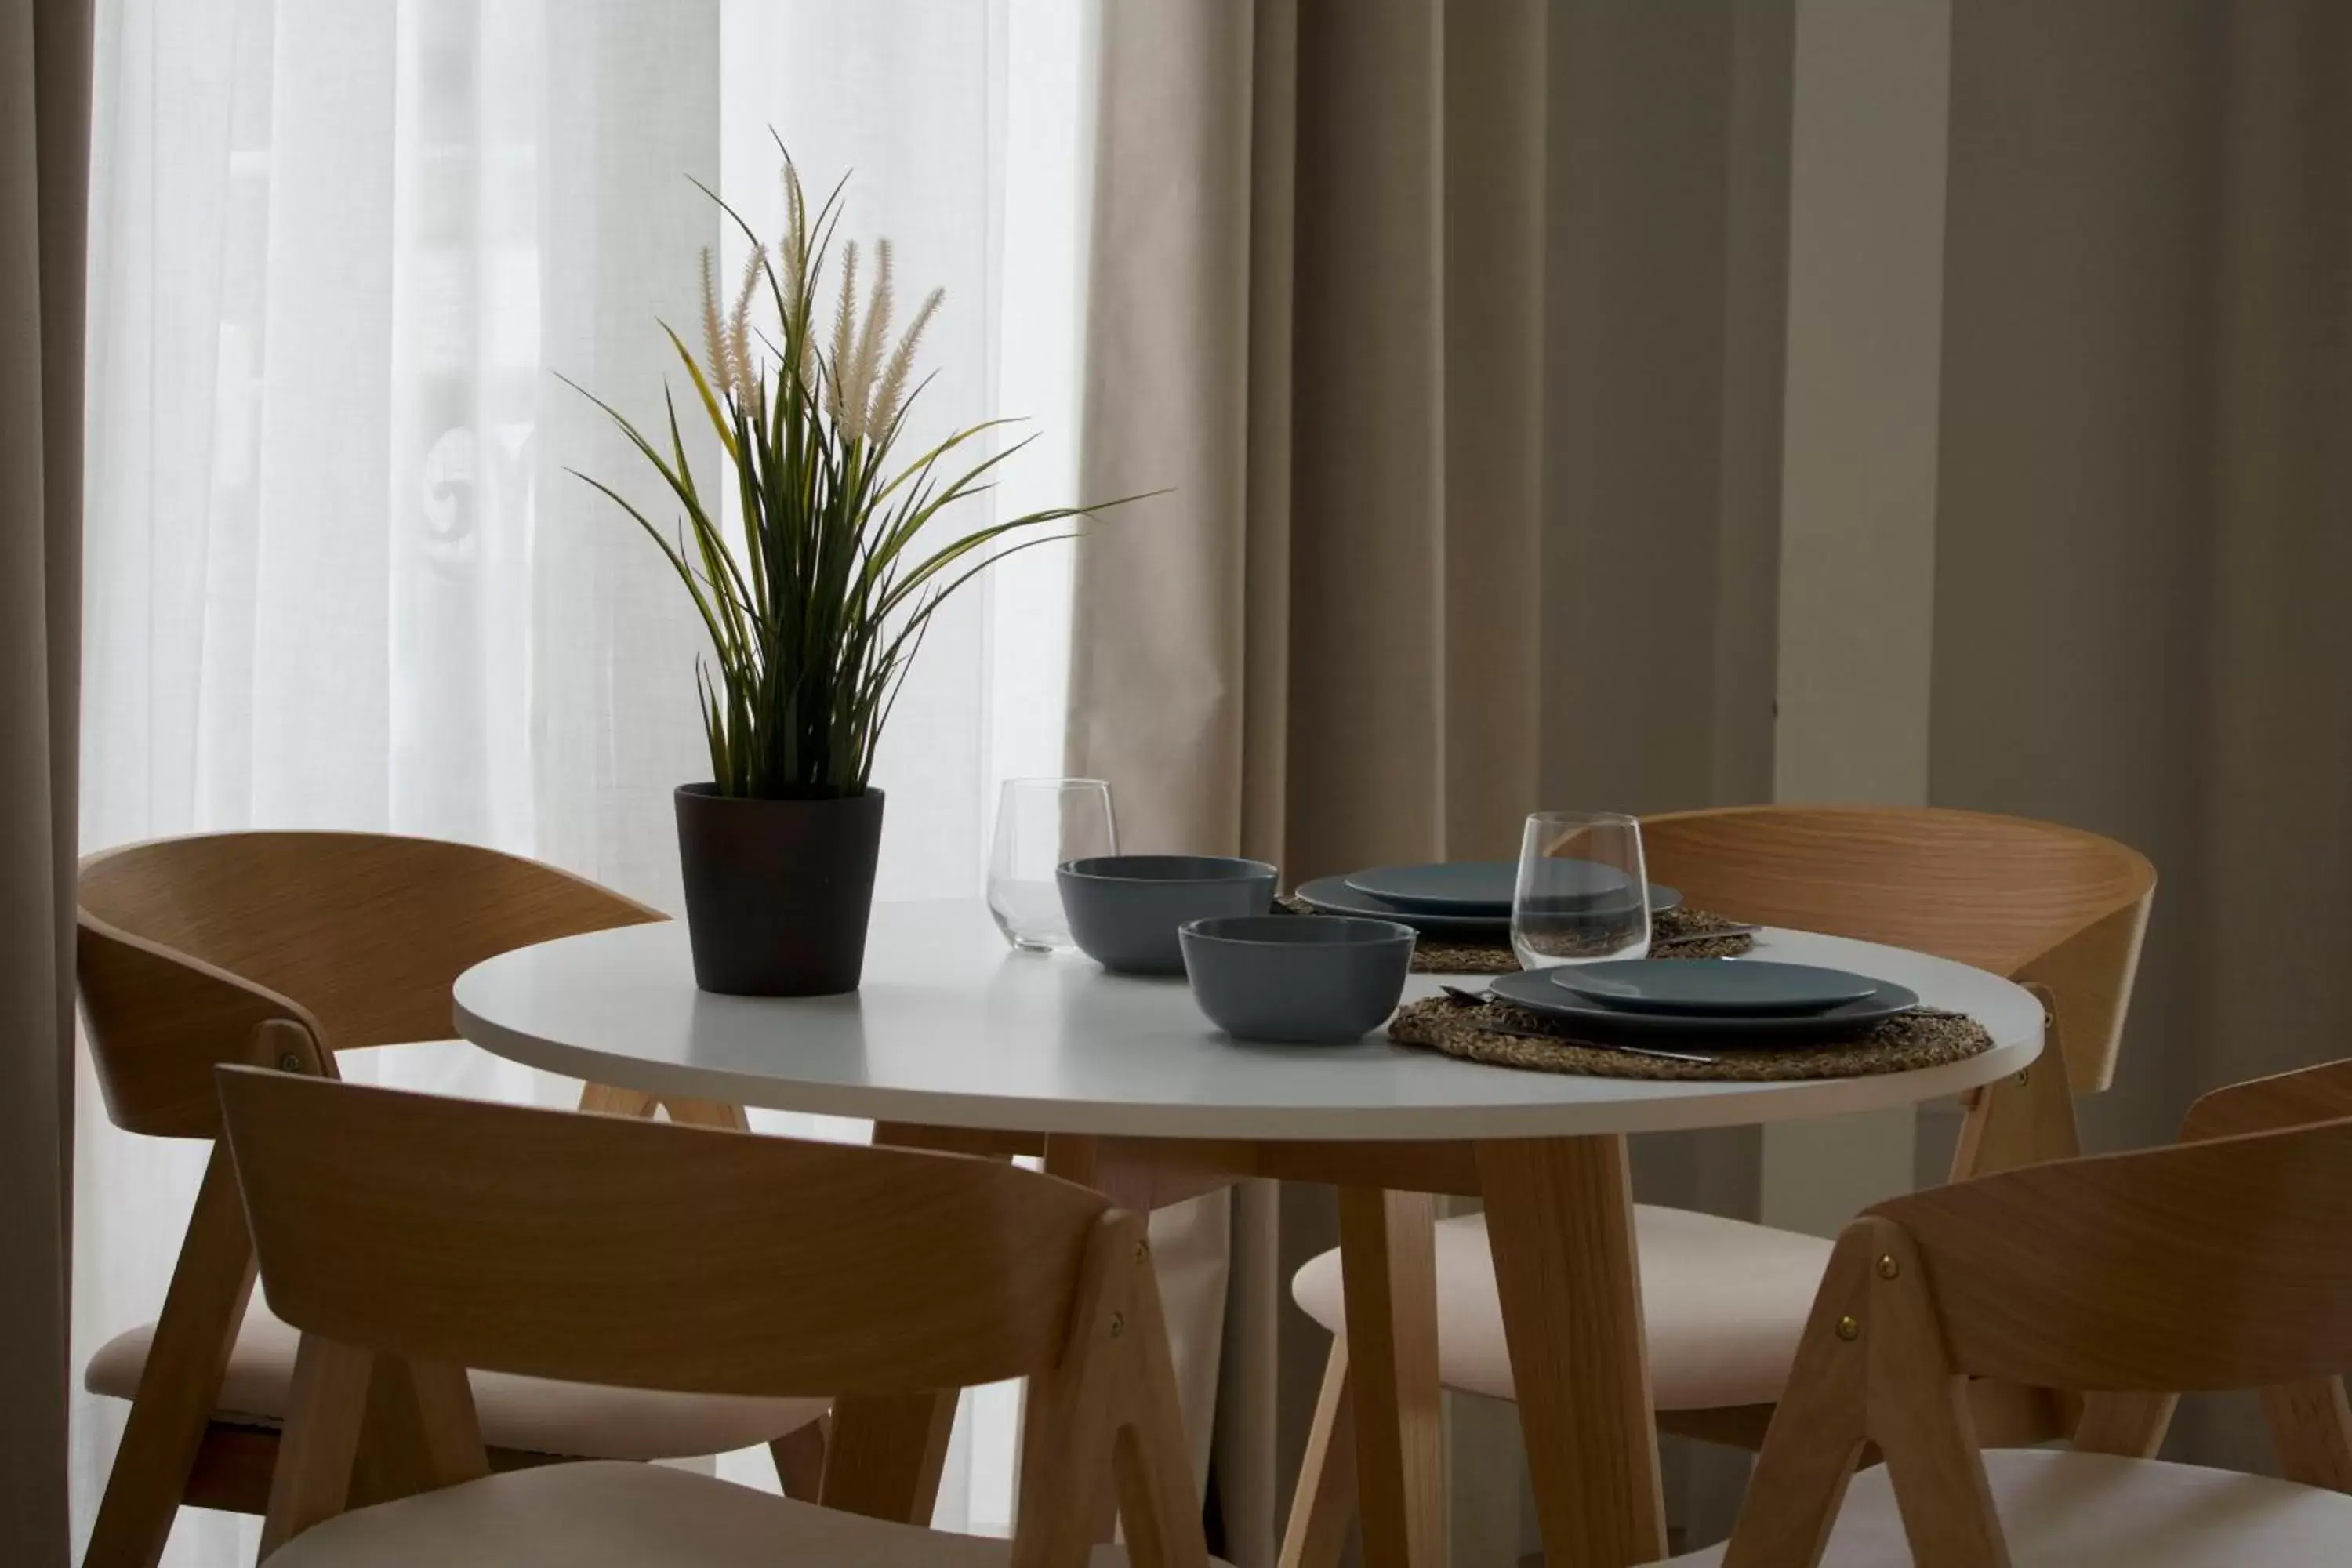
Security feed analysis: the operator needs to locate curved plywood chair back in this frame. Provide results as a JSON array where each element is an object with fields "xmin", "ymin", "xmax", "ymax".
[
  {"xmin": 1641, "ymin": 806, "xmax": 2154, "ymax": 1093},
  {"xmin": 217, "ymin": 1068, "xmax": 1114, "ymax": 1397},
  {"xmin": 78, "ymin": 832, "xmax": 662, "ymax": 1138}
]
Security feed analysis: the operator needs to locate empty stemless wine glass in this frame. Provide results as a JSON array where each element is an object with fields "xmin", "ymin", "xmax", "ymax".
[
  {"xmin": 1511, "ymin": 811, "xmax": 1651, "ymax": 968},
  {"xmin": 989, "ymin": 779, "xmax": 1118, "ymax": 951}
]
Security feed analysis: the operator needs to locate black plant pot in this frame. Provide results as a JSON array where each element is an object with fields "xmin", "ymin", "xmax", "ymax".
[{"xmin": 673, "ymin": 784, "xmax": 885, "ymax": 996}]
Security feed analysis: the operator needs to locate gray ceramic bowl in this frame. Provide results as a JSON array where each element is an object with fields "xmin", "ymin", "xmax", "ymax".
[
  {"xmin": 1179, "ymin": 915, "xmax": 1417, "ymax": 1044},
  {"xmin": 1058, "ymin": 855, "xmax": 1280, "ymax": 975}
]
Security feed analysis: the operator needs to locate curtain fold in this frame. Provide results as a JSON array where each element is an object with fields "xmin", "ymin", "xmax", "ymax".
[
  {"xmin": 1932, "ymin": 0, "xmax": 2352, "ymax": 1476},
  {"xmin": 1076, "ymin": 2, "xmax": 1791, "ymax": 1557},
  {"xmin": 1, "ymin": 0, "xmax": 93, "ymax": 1559}
]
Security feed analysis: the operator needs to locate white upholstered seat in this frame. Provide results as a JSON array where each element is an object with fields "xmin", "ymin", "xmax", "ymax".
[
  {"xmin": 85, "ymin": 1297, "xmax": 826, "ymax": 1461},
  {"xmin": 1290, "ymin": 1204, "xmax": 1832, "ymax": 1410},
  {"xmin": 1657, "ymin": 1448, "xmax": 2352, "ymax": 1565},
  {"xmin": 270, "ymin": 1461, "xmax": 1228, "ymax": 1568}
]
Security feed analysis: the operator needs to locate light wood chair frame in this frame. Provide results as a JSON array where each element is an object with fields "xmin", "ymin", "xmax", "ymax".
[
  {"xmin": 212, "ymin": 1066, "xmax": 1210, "ymax": 1566},
  {"xmin": 1279, "ymin": 804, "xmax": 2156, "ymax": 1567},
  {"xmin": 73, "ymin": 830, "xmax": 809, "ymax": 1568},
  {"xmin": 1722, "ymin": 1056, "xmax": 2352, "ymax": 1565}
]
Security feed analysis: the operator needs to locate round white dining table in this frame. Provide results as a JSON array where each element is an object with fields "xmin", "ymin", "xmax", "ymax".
[
  {"xmin": 454, "ymin": 901, "xmax": 2040, "ymax": 1140},
  {"xmin": 452, "ymin": 899, "xmax": 2045, "ymax": 1568}
]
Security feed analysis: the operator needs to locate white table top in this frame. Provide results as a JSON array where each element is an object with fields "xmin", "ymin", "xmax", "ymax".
[{"xmin": 452, "ymin": 901, "xmax": 2042, "ymax": 1142}]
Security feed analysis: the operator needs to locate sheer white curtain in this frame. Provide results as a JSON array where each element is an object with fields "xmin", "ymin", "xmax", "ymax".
[{"xmin": 74, "ymin": 1, "xmax": 1091, "ymax": 1559}]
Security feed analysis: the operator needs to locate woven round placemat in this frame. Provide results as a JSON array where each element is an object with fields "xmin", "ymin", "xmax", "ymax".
[
  {"xmin": 1388, "ymin": 993, "xmax": 1993, "ymax": 1083},
  {"xmin": 1275, "ymin": 898, "xmax": 1755, "ymax": 973}
]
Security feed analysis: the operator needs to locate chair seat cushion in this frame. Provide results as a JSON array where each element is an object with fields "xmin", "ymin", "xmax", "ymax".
[
  {"xmin": 1290, "ymin": 1205, "xmax": 1833, "ymax": 1411},
  {"xmin": 270, "ymin": 1461, "xmax": 1224, "ymax": 1567},
  {"xmin": 85, "ymin": 1298, "xmax": 826, "ymax": 1461},
  {"xmin": 1658, "ymin": 1448, "xmax": 2352, "ymax": 1565}
]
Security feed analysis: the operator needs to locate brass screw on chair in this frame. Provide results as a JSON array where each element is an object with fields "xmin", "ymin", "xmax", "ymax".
[
  {"xmin": 1876, "ymin": 1255, "xmax": 1900, "ymax": 1280},
  {"xmin": 1835, "ymin": 1316, "xmax": 1861, "ymax": 1342},
  {"xmin": 278, "ymin": 1052, "xmax": 303, "ymax": 1073},
  {"xmin": 1109, "ymin": 1312, "xmax": 1127, "ymax": 1339}
]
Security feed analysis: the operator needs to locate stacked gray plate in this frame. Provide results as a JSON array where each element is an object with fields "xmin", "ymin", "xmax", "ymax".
[
  {"xmin": 1484, "ymin": 959, "xmax": 1918, "ymax": 1041},
  {"xmin": 1296, "ymin": 860, "xmax": 1682, "ymax": 938}
]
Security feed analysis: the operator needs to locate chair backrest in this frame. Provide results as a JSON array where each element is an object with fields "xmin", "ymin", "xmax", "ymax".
[
  {"xmin": 218, "ymin": 1068, "xmax": 1107, "ymax": 1396},
  {"xmin": 2182, "ymin": 1058, "xmax": 2352, "ymax": 1145},
  {"xmin": 1722, "ymin": 1060, "xmax": 2352, "ymax": 1567},
  {"xmin": 1642, "ymin": 805, "xmax": 2154, "ymax": 1092},
  {"xmin": 216, "ymin": 1069, "xmax": 1205, "ymax": 1564},
  {"xmin": 78, "ymin": 832, "xmax": 660, "ymax": 1138},
  {"xmin": 1876, "ymin": 1116, "xmax": 2352, "ymax": 1395}
]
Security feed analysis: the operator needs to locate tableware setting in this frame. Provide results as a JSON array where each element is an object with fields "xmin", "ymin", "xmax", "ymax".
[
  {"xmin": 1510, "ymin": 811, "xmax": 1653, "ymax": 967},
  {"xmin": 1483, "ymin": 964, "xmax": 1922, "ymax": 1040},
  {"xmin": 1048, "ymin": 807, "xmax": 1918, "ymax": 1054},
  {"xmin": 1294, "ymin": 866, "xmax": 1684, "ymax": 935},
  {"xmin": 1550, "ymin": 958, "xmax": 1882, "ymax": 1015},
  {"xmin": 1180, "ymin": 915, "xmax": 1417, "ymax": 1044},
  {"xmin": 1057, "ymin": 855, "xmax": 1279, "ymax": 975},
  {"xmin": 989, "ymin": 778, "xmax": 1119, "ymax": 952}
]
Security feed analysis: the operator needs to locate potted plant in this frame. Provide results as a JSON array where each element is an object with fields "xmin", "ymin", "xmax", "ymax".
[{"xmin": 571, "ymin": 158, "xmax": 1125, "ymax": 995}]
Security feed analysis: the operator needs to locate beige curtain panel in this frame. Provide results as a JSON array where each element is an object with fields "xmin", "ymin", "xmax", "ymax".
[
  {"xmin": 2, "ymin": 0, "xmax": 93, "ymax": 1560},
  {"xmin": 1075, "ymin": 0, "xmax": 2352, "ymax": 1559}
]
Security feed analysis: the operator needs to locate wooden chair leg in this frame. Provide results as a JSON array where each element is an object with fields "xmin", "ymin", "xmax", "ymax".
[
  {"xmin": 260, "ymin": 1337, "xmax": 374, "ymax": 1559},
  {"xmin": 1112, "ymin": 1221, "xmax": 1214, "ymax": 1568},
  {"xmin": 1014, "ymin": 1212, "xmax": 1209, "ymax": 1568},
  {"xmin": 1334, "ymin": 1186, "xmax": 1443, "ymax": 1568},
  {"xmin": 2263, "ymin": 1377, "xmax": 2352, "ymax": 1491},
  {"xmin": 349, "ymin": 1356, "xmax": 489, "ymax": 1505},
  {"xmin": 822, "ymin": 1391, "xmax": 958, "ymax": 1524},
  {"xmin": 85, "ymin": 1144, "xmax": 258, "ymax": 1568},
  {"xmin": 1278, "ymin": 1335, "xmax": 1356, "ymax": 1568},
  {"xmin": 2074, "ymin": 1390, "xmax": 2177, "ymax": 1458},
  {"xmin": 1721, "ymin": 1234, "xmax": 1871, "ymax": 1568},
  {"xmin": 771, "ymin": 1414, "xmax": 828, "ymax": 1501},
  {"xmin": 1948, "ymin": 989, "xmax": 2079, "ymax": 1182},
  {"xmin": 1857, "ymin": 1221, "xmax": 2005, "ymax": 1566},
  {"xmin": 1039, "ymin": 1134, "xmax": 1118, "ymax": 1544}
]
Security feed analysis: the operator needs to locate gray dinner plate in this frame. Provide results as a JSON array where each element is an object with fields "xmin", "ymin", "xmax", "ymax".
[
  {"xmin": 1551, "ymin": 959, "xmax": 1884, "ymax": 1016},
  {"xmin": 1298, "ymin": 873, "xmax": 1682, "ymax": 935},
  {"xmin": 1344, "ymin": 861, "xmax": 1545, "ymax": 913},
  {"xmin": 1486, "ymin": 965, "xmax": 1919, "ymax": 1040}
]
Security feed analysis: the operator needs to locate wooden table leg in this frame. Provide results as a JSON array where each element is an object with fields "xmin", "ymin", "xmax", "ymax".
[
  {"xmin": 1476, "ymin": 1135, "xmax": 1665, "ymax": 1567},
  {"xmin": 1336, "ymin": 1185, "xmax": 1446, "ymax": 1568},
  {"xmin": 659, "ymin": 1096, "xmax": 750, "ymax": 1131}
]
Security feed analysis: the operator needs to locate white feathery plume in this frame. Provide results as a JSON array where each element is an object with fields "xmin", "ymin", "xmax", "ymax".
[
  {"xmin": 699, "ymin": 246, "xmax": 733, "ymax": 395},
  {"xmin": 869, "ymin": 286, "xmax": 942, "ymax": 440},
  {"xmin": 841, "ymin": 238, "xmax": 895, "ymax": 444},
  {"xmin": 827, "ymin": 239, "xmax": 861, "ymax": 428},
  {"xmin": 778, "ymin": 167, "xmax": 811, "ymax": 395},
  {"xmin": 727, "ymin": 244, "xmax": 764, "ymax": 406},
  {"xmin": 779, "ymin": 162, "xmax": 808, "ymax": 307}
]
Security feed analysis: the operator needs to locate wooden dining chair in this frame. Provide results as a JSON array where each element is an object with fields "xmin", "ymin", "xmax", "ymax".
[
  {"xmin": 75, "ymin": 831, "xmax": 828, "ymax": 1568},
  {"xmin": 1283, "ymin": 805, "xmax": 2155, "ymax": 1565},
  {"xmin": 209, "ymin": 1065, "xmax": 1210, "ymax": 1566},
  {"xmin": 1653, "ymin": 1055, "xmax": 2352, "ymax": 1565}
]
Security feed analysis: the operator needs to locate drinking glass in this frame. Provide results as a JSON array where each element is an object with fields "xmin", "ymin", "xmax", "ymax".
[
  {"xmin": 1511, "ymin": 811, "xmax": 1651, "ymax": 967},
  {"xmin": 989, "ymin": 779, "xmax": 1118, "ymax": 951}
]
